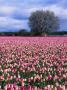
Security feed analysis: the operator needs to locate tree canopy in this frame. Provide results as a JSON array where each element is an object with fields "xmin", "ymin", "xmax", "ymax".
[{"xmin": 29, "ymin": 10, "xmax": 59, "ymax": 36}]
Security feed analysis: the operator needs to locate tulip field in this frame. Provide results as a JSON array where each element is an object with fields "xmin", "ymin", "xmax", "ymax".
[{"xmin": 0, "ymin": 37, "xmax": 67, "ymax": 90}]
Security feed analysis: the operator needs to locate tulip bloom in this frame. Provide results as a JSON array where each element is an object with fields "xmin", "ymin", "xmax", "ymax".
[{"xmin": 0, "ymin": 37, "xmax": 66, "ymax": 89}]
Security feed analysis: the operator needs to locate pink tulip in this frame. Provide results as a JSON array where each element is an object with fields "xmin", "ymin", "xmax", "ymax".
[
  {"xmin": 20, "ymin": 86, "xmax": 24, "ymax": 90},
  {"xmin": 0, "ymin": 37, "xmax": 66, "ymax": 89}
]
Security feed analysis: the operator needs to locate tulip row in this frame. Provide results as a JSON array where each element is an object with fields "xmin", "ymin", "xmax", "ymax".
[
  {"xmin": 0, "ymin": 37, "xmax": 67, "ymax": 89},
  {"xmin": 4, "ymin": 84, "xmax": 66, "ymax": 90}
]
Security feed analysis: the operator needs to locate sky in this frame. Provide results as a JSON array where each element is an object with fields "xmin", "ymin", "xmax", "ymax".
[{"xmin": 0, "ymin": 0, "xmax": 67, "ymax": 32}]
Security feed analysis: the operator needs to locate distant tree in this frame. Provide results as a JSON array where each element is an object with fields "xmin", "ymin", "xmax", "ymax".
[
  {"xmin": 0, "ymin": 32, "xmax": 5, "ymax": 36},
  {"xmin": 18, "ymin": 29, "xmax": 30, "ymax": 36},
  {"xmin": 29, "ymin": 10, "xmax": 59, "ymax": 36}
]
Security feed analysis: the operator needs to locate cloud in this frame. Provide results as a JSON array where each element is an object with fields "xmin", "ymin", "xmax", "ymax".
[
  {"xmin": 0, "ymin": 3, "xmax": 67, "ymax": 20},
  {"xmin": 11, "ymin": 8, "xmax": 29, "ymax": 20},
  {"xmin": 20, "ymin": 4, "xmax": 67, "ymax": 20},
  {"xmin": 0, "ymin": 16, "xmax": 29, "ymax": 32},
  {"xmin": 44, "ymin": 5, "xmax": 67, "ymax": 19},
  {"xmin": 0, "ymin": 0, "xmax": 67, "ymax": 31},
  {"xmin": 0, "ymin": 5, "xmax": 16, "ymax": 17}
]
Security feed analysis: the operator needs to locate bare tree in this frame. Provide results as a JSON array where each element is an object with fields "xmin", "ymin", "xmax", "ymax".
[{"xmin": 29, "ymin": 10, "xmax": 59, "ymax": 36}]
